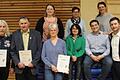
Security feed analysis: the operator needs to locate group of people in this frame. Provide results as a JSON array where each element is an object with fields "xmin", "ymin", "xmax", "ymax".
[{"xmin": 0, "ymin": 1, "xmax": 120, "ymax": 80}]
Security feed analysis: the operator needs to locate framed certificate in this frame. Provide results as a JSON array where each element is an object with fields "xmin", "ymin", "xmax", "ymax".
[
  {"xmin": 57, "ymin": 54, "xmax": 70, "ymax": 74},
  {"xmin": 0, "ymin": 50, "xmax": 7, "ymax": 67},
  {"xmin": 19, "ymin": 50, "xmax": 32, "ymax": 66}
]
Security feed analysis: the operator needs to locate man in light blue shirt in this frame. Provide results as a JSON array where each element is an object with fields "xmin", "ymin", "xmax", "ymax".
[{"xmin": 84, "ymin": 20, "xmax": 112, "ymax": 80}]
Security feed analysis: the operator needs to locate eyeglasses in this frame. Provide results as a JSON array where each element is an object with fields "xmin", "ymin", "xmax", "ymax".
[{"xmin": 73, "ymin": 11, "xmax": 79, "ymax": 13}]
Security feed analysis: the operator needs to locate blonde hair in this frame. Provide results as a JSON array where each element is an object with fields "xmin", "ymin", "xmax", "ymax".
[
  {"xmin": 0, "ymin": 20, "xmax": 10, "ymax": 36},
  {"xmin": 48, "ymin": 23, "xmax": 59, "ymax": 31}
]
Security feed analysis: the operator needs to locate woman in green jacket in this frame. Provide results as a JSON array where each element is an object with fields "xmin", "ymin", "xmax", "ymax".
[{"xmin": 66, "ymin": 24, "xmax": 85, "ymax": 80}]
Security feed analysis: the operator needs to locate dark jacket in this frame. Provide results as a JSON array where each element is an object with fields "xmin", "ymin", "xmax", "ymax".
[
  {"xmin": 0, "ymin": 35, "xmax": 12, "ymax": 67},
  {"xmin": 10, "ymin": 29, "xmax": 42, "ymax": 75}
]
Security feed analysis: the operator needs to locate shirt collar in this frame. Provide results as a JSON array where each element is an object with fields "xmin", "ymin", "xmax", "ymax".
[
  {"xmin": 69, "ymin": 35, "xmax": 79, "ymax": 38},
  {"xmin": 116, "ymin": 30, "xmax": 120, "ymax": 37},
  {"xmin": 92, "ymin": 31, "xmax": 101, "ymax": 36},
  {"xmin": 21, "ymin": 29, "xmax": 30, "ymax": 34},
  {"xmin": 112, "ymin": 30, "xmax": 120, "ymax": 37}
]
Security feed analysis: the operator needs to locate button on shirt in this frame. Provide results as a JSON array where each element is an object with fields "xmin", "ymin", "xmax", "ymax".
[
  {"xmin": 86, "ymin": 32, "xmax": 110, "ymax": 57},
  {"xmin": 111, "ymin": 31, "xmax": 120, "ymax": 61},
  {"xmin": 21, "ymin": 29, "xmax": 30, "ymax": 50}
]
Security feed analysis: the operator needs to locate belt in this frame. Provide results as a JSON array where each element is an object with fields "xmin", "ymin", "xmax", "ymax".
[{"xmin": 92, "ymin": 53, "xmax": 103, "ymax": 56}]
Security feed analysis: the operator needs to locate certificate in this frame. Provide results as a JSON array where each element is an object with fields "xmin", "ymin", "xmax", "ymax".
[
  {"xmin": 0, "ymin": 50, "xmax": 7, "ymax": 67},
  {"xmin": 57, "ymin": 54, "xmax": 70, "ymax": 74},
  {"xmin": 19, "ymin": 50, "xmax": 32, "ymax": 66}
]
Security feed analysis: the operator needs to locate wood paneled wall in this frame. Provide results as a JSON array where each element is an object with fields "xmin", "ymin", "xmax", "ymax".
[
  {"xmin": 106, "ymin": 0, "xmax": 120, "ymax": 18},
  {"xmin": 0, "ymin": 0, "xmax": 80, "ymax": 32},
  {"xmin": 0, "ymin": 0, "xmax": 80, "ymax": 80}
]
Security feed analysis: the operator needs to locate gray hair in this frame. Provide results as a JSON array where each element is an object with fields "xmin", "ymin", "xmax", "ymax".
[
  {"xmin": 48, "ymin": 23, "xmax": 59, "ymax": 31},
  {"xmin": 0, "ymin": 20, "xmax": 10, "ymax": 36}
]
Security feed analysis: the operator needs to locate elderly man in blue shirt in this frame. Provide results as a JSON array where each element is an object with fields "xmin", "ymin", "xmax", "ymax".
[{"xmin": 84, "ymin": 20, "xmax": 112, "ymax": 80}]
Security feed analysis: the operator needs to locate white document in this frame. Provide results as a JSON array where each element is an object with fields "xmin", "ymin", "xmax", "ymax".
[
  {"xmin": 0, "ymin": 50, "xmax": 7, "ymax": 67},
  {"xmin": 19, "ymin": 50, "xmax": 32, "ymax": 66},
  {"xmin": 57, "ymin": 54, "xmax": 70, "ymax": 74}
]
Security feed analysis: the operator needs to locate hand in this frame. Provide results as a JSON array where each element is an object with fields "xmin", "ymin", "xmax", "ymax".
[
  {"xmin": 108, "ymin": 30, "xmax": 113, "ymax": 35},
  {"xmin": 90, "ymin": 54, "xmax": 99, "ymax": 62},
  {"xmin": 96, "ymin": 55, "xmax": 104, "ymax": 61},
  {"xmin": 28, "ymin": 63, "xmax": 34, "ymax": 68},
  {"xmin": 64, "ymin": 68, "xmax": 69, "ymax": 74},
  {"xmin": 18, "ymin": 62, "xmax": 25, "ymax": 69},
  {"xmin": 9, "ymin": 68, "xmax": 14, "ymax": 74},
  {"xmin": 103, "ymin": 30, "xmax": 113, "ymax": 35},
  {"xmin": 72, "ymin": 56, "xmax": 77, "ymax": 62},
  {"xmin": 51, "ymin": 65, "xmax": 58, "ymax": 73}
]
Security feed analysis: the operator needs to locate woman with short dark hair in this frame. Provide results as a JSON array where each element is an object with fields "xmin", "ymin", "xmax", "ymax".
[{"xmin": 66, "ymin": 24, "xmax": 85, "ymax": 80}]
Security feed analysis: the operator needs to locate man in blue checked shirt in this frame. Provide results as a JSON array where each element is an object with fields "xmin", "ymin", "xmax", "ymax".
[{"xmin": 84, "ymin": 19, "xmax": 112, "ymax": 80}]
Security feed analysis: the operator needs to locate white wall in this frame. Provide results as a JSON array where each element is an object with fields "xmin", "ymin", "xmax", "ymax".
[{"xmin": 81, "ymin": 0, "xmax": 102, "ymax": 33}]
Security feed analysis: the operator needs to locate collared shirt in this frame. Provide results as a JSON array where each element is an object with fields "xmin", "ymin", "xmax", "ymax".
[
  {"xmin": 21, "ymin": 29, "xmax": 30, "ymax": 50},
  {"xmin": 111, "ymin": 31, "xmax": 120, "ymax": 61},
  {"xmin": 86, "ymin": 32, "xmax": 110, "ymax": 57}
]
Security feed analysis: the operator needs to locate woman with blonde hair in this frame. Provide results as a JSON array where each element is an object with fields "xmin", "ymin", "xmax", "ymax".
[
  {"xmin": 42, "ymin": 23, "xmax": 66, "ymax": 80},
  {"xmin": 0, "ymin": 20, "xmax": 14, "ymax": 80},
  {"xmin": 0, "ymin": 20, "xmax": 10, "ymax": 36}
]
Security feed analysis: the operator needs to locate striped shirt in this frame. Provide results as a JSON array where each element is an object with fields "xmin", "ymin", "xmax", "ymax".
[
  {"xmin": 86, "ymin": 32, "xmax": 110, "ymax": 57},
  {"xmin": 111, "ymin": 31, "xmax": 120, "ymax": 61}
]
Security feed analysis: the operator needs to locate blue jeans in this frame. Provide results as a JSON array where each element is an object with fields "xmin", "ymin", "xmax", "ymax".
[
  {"xmin": 36, "ymin": 61, "xmax": 44, "ymax": 80},
  {"xmin": 45, "ymin": 69, "xmax": 63, "ymax": 80},
  {"xmin": 84, "ymin": 55, "xmax": 112, "ymax": 80},
  {"xmin": 69, "ymin": 57, "xmax": 83, "ymax": 80}
]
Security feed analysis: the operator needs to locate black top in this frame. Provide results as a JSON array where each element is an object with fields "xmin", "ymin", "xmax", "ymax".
[{"xmin": 0, "ymin": 35, "xmax": 12, "ymax": 67}]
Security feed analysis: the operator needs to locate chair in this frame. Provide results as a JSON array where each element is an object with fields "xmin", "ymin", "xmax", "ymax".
[{"xmin": 91, "ymin": 63, "xmax": 112, "ymax": 80}]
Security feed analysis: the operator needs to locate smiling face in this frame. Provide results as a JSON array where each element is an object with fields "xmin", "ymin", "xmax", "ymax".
[
  {"xmin": 72, "ymin": 9, "xmax": 80, "ymax": 18},
  {"xmin": 49, "ymin": 28, "xmax": 58, "ymax": 37},
  {"xmin": 0, "ymin": 21, "xmax": 6, "ymax": 36},
  {"xmin": 46, "ymin": 5, "xmax": 55, "ymax": 16},
  {"xmin": 72, "ymin": 26, "xmax": 79, "ymax": 36},
  {"xmin": 49, "ymin": 24, "xmax": 58, "ymax": 38},
  {"xmin": 19, "ymin": 18, "xmax": 30, "ymax": 32},
  {"xmin": 110, "ymin": 20, "xmax": 120, "ymax": 33},
  {"xmin": 98, "ymin": 4, "xmax": 107, "ymax": 15},
  {"xmin": 90, "ymin": 21, "xmax": 100, "ymax": 33}
]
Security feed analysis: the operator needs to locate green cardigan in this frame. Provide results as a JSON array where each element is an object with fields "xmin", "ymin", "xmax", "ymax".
[{"xmin": 66, "ymin": 35, "xmax": 85, "ymax": 57}]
